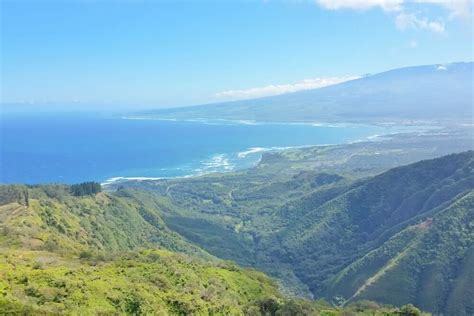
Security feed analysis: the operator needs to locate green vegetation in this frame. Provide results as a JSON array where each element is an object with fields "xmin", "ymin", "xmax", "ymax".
[
  {"xmin": 0, "ymin": 184, "xmax": 208, "ymax": 257},
  {"xmin": 2, "ymin": 139, "xmax": 471, "ymax": 314},
  {"xmin": 70, "ymin": 182, "xmax": 102, "ymax": 196},
  {"xmin": 0, "ymin": 184, "xmax": 429, "ymax": 315},
  {"xmin": 0, "ymin": 185, "xmax": 280, "ymax": 314},
  {"xmin": 327, "ymin": 192, "xmax": 474, "ymax": 315},
  {"xmin": 115, "ymin": 151, "xmax": 473, "ymax": 315},
  {"xmin": 0, "ymin": 248, "xmax": 281, "ymax": 314}
]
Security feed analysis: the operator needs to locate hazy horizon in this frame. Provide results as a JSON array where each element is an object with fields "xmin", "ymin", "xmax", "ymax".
[{"xmin": 1, "ymin": 1, "xmax": 472, "ymax": 111}]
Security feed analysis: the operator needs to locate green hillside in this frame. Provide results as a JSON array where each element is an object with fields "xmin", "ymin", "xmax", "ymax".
[
  {"xmin": 327, "ymin": 192, "xmax": 474, "ymax": 315},
  {"xmin": 0, "ymin": 248, "xmax": 421, "ymax": 316},
  {"xmin": 0, "ymin": 185, "xmax": 426, "ymax": 315},
  {"xmin": 0, "ymin": 248, "xmax": 281, "ymax": 315},
  {"xmin": 0, "ymin": 184, "xmax": 208, "ymax": 257},
  {"xmin": 118, "ymin": 151, "xmax": 473, "ymax": 314},
  {"xmin": 0, "ymin": 185, "xmax": 280, "ymax": 314}
]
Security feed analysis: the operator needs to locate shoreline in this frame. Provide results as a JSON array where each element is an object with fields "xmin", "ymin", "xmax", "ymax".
[
  {"xmin": 120, "ymin": 115, "xmax": 442, "ymax": 129},
  {"xmin": 101, "ymin": 125, "xmax": 439, "ymax": 187}
]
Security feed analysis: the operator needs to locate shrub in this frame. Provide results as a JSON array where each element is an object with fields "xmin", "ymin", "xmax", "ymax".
[{"xmin": 398, "ymin": 304, "xmax": 422, "ymax": 316}]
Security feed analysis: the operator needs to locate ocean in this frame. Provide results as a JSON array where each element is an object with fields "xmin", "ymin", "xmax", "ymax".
[{"xmin": 0, "ymin": 112, "xmax": 411, "ymax": 184}]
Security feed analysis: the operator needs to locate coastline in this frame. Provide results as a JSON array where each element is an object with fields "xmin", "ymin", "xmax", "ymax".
[
  {"xmin": 101, "ymin": 123, "xmax": 438, "ymax": 187},
  {"xmin": 120, "ymin": 115, "xmax": 442, "ymax": 129},
  {"xmin": 1, "ymin": 112, "xmax": 443, "ymax": 186}
]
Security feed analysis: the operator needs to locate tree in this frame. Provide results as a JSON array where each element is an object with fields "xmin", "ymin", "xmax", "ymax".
[
  {"xmin": 70, "ymin": 182, "xmax": 102, "ymax": 196},
  {"xmin": 398, "ymin": 304, "xmax": 422, "ymax": 316}
]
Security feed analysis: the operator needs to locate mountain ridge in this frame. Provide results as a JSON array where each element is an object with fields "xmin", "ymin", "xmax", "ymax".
[
  {"xmin": 138, "ymin": 62, "xmax": 473, "ymax": 124},
  {"xmin": 119, "ymin": 150, "xmax": 473, "ymax": 315},
  {"xmin": 0, "ymin": 183, "xmax": 431, "ymax": 315}
]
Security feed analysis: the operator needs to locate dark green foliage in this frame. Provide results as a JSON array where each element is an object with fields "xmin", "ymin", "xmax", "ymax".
[
  {"xmin": 0, "ymin": 185, "xmax": 29, "ymax": 206},
  {"xmin": 399, "ymin": 304, "xmax": 422, "ymax": 316},
  {"xmin": 79, "ymin": 250, "xmax": 93, "ymax": 260},
  {"xmin": 42, "ymin": 184, "xmax": 70, "ymax": 200},
  {"xmin": 342, "ymin": 192, "xmax": 474, "ymax": 315},
  {"xmin": 242, "ymin": 298, "xmax": 410, "ymax": 316},
  {"xmin": 120, "ymin": 151, "xmax": 473, "ymax": 315},
  {"xmin": 256, "ymin": 297, "xmax": 281, "ymax": 315},
  {"xmin": 70, "ymin": 181, "xmax": 102, "ymax": 196},
  {"xmin": 124, "ymin": 293, "xmax": 144, "ymax": 315}
]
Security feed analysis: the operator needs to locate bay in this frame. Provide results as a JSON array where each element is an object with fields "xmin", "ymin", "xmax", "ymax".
[{"xmin": 0, "ymin": 112, "xmax": 412, "ymax": 184}]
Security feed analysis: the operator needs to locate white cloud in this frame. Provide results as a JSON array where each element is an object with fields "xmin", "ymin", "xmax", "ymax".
[
  {"xmin": 316, "ymin": 0, "xmax": 403, "ymax": 12},
  {"xmin": 395, "ymin": 12, "xmax": 445, "ymax": 33},
  {"xmin": 414, "ymin": 0, "xmax": 472, "ymax": 19},
  {"xmin": 315, "ymin": 0, "xmax": 471, "ymax": 33},
  {"xmin": 214, "ymin": 76, "xmax": 360, "ymax": 100}
]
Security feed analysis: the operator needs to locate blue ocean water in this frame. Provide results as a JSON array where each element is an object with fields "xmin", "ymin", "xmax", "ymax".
[{"xmin": 1, "ymin": 112, "xmax": 408, "ymax": 184}]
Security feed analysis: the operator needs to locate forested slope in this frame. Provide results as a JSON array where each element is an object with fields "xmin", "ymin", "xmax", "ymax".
[
  {"xmin": 327, "ymin": 192, "xmax": 474, "ymax": 315},
  {"xmin": 0, "ymin": 185, "xmax": 426, "ymax": 315},
  {"xmin": 123, "ymin": 151, "xmax": 474, "ymax": 315},
  {"xmin": 0, "ymin": 185, "xmax": 280, "ymax": 314},
  {"xmin": 0, "ymin": 184, "xmax": 208, "ymax": 257}
]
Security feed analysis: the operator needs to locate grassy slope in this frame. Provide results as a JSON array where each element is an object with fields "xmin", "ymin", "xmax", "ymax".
[
  {"xmin": 0, "ymin": 185, "xmax": 208, "ymax": 258},
  {"xmin": 0, "ymin": 186, "xmax": 424, "ymax": 315},
  {"xmin": 0, "ymin": 248, "xmax": 281, "ymax": 315},
  {"xmin": 119, "ymin": 151, "xmax": 473, "ymax": 314},
  {"xmin": 0, "ymin": 186, "xmax": 281, "ymax": 314}
]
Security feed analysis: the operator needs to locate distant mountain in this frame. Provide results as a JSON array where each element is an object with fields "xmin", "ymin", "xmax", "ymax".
[
  {"xmin": 140, "ymin": 62, "xmax": 473, "ymax": 123},
  {"xmin": 123, "ymin": 151, "xmax": 474, "ymax": 315}
]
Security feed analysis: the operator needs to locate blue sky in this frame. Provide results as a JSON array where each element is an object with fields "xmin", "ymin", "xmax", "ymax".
[{"xmin": 1, "ymin": 0, "xmax": 472, "ymax": 110}]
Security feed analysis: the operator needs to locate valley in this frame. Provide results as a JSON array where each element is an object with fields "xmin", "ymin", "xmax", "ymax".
[
  {"xmin": 1, "ymin": 124, "xmax": 472, "ymax": 314},
  {"xmin": 105, "ymin": 127, "xmax": 474, "ymax": 315},
  {"xmin": 2, "ymin": 1, "xmax": 473, "ymax": 314}
]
